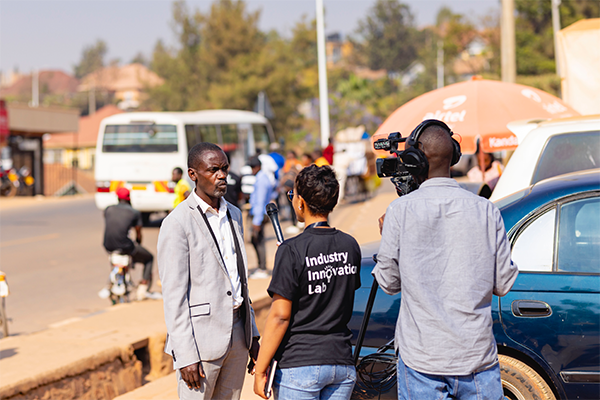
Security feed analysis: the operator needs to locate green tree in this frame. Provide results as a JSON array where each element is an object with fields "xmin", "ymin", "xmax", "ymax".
[
  {"xmin": 352, "ymin": 0, "xmax": 420, "ymax": 72},
  {"xmin": 515, "ymin": 0, "xmax": 600, "ymax": 75},
  {"xmin": 437, "ymin": 7, "xmax": 477, "ymax": 81},
  {"xmin": 130, "ymin": 52, "xmax": 148, "ymax": 66},
  {"xmin": 73, "ymin": 39, "xmax": 107, "ymax": 79},
  {"xmin": 144, "ymin": 0, "xmax": 312, "ymax": 141}
]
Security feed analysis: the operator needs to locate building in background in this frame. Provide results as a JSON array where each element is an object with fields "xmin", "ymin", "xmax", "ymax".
[
  {"xmin": 326, "ymin": 33, "xmax": 354, "ymax": 67},
  {"xmin": 557, "ymin": 18, "xmax": 600, "ymax": 115},
  {"xmin": 1, "ymin": 102, "xmax": 79, "ymax": 196},
  {"xmin": 43, "ymin": 105, "xmax": 123, "ymax": 195},
  {"xmin": 0, "ymin": 70, "xmax": 79, "ymax": 105},
  {"xmin": 78, "ymin": 63, "xmax": 163, "ymax": 111}
]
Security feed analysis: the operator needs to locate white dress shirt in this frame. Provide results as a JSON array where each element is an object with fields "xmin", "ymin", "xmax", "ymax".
[{"xmin": 193, "ymin": 191, "xmax": 243, "ymax": 308}]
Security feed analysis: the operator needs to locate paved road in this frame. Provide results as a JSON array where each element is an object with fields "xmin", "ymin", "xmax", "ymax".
[
  {"xmin": 0, "ymin": 196, "xmax": 162, "ymax": 335},
  {"xmin": 0, "ymin": 179, "xmax": 394, "ymax": 336}
]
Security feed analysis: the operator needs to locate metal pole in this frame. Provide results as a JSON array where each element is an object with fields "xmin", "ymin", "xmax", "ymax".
[
  {"xmin": 501, "ymin": 0, "xmax": 516, "ymax": 83},
  {"xmin": 316, "ymin": 0, "xmax": 330, "ymax": 148},
  {"xmin": 31, "ymin": 69, "xmax": 39, "ymax": 108},
  {"xmin": 551, "ymin": 0, "xmax": 562, "ymax": 76},
  {"xmin": 89, "ymin": 87, "xmax": 96, "ymax": 116},
  {"xmin": 354, "ymin": 279, "xmax": 379, "ymax": 364},
  {"xmin": 437, "ymin": 39, "xmax": 444, "ymax": 89}
]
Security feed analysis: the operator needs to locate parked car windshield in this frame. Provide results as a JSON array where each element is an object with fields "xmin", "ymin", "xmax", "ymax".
[{"xmin": 532, "ymin": 131, "xmax": 600, "ymax": 185}]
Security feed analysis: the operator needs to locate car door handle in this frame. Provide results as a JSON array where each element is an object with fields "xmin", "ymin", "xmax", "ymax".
[{"xmin": 511, "ymin": 300, "xmax": 552, "ymax": 317}]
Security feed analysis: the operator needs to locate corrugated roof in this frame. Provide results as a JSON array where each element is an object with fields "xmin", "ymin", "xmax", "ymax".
[
  {"xmin": 0, "ymin": 70, "xmax": 79, "ymax": 97},
  {"xmin": 44, "ymin": 105, "xmax": 123, "ymax": 148},
  {"xmin": 78, "ymin": 63, "xmax": 164, "ymax": 92}
]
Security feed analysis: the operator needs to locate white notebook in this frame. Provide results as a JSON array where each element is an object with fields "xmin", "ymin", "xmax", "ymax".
[{"xmin": 264, "ymin": 359, "xmax": 278, "ymax": 398}]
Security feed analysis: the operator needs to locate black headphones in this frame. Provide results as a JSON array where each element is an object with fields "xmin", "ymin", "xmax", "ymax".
[{"xmin": 399, "ymin": 119, "xmax": 462, "ymax": 177}]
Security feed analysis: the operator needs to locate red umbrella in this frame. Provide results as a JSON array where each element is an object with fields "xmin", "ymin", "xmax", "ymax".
[{"xmin": 372, "ymin": 77, "xmax": 580, "ymax": 155}]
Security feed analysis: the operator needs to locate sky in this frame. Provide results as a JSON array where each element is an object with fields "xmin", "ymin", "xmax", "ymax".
[{"xmin": 0, "ymin": 0, "xmax": 499, "ymax": 74}]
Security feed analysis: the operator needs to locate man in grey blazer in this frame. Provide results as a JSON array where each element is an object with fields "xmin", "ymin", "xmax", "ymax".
[{"xmin": 158, "ymin": 142, "xmax": 260, "ymax": 399}]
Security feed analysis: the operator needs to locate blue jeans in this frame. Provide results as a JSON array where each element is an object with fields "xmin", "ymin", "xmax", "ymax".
[
  {"xmin": 273, "ymin": 364, "xmax": 357, "ymax": 400},
  {"xmin": 397, "ymin": 354, "xmax": 503, "ymax": 400}
]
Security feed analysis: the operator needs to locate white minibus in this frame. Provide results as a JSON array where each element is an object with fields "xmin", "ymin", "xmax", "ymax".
[{"xmin": 94, "ymin": 110, "xmax": 274, "ymax": 218}]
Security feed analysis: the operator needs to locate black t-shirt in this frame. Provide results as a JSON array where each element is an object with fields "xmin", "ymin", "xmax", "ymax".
[
  {"xmin": 103, "ymin": 202, "xmax": 142, "ymax": 253},
  {"xmin": 224, "ymin": 172, "xmax": 242, "ymax": 207},
  {"xmin": 267, "ymin": 227, "xmax": 361, "ymax": 368}
]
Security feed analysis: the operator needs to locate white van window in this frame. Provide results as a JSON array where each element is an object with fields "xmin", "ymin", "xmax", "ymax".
[
  {"xmin": 221, "ymin": 124, "xmax": 239, "ymax": 153},
  {"xmin": 103, "ymin": 124, "xmax": 178, "ymax": 153},
  {"xmin": 253, "ymin": 124, "xmax": 270, "ymax": 154}
]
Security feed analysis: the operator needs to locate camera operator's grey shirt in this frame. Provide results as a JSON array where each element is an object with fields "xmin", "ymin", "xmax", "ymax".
[{"xmin": 373, "ymin": 178, "xmax": 518, "ymax": 376}]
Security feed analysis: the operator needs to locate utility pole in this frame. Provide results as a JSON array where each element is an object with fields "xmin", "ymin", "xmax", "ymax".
[
  {"xmin": 501, "ymin": 0, "xmax": 516, "ymax": 83},
  {"xmin": 437, "ymin": 39, "xmax": 444, "ymax": 89},
  {"xmin": 551, "ymin": 0, "xmax": 562, "ymax": 76},
  {"xmin": 31, "ymin": 69, "xmax": 39, "ymax": 107},
  {"xmin": 316, "ymin": 0, "xmax": 330, "ymax": 148},
  {"xmin": 88, "ymin": 87, "xmax": 96, "ymax": 115}
]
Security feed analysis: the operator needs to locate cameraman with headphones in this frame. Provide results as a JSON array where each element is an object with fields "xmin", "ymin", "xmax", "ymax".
[{"xmin": 373, "ymin": 120, "xmax": 518, "ymax": 399}]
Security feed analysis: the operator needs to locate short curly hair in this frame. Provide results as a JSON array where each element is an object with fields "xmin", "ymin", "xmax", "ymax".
[
  {"xmin": 295, "ymin": 164, "xmax": 339, "ymax": 217},
  {"xmin": 188, "ymin": 142, "xmax": 223, "ymax": 169}
]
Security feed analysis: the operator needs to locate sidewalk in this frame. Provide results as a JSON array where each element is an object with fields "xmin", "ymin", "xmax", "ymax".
[
  {"xmin": 113, "ymin": 182, "xmax": 397, "ymax": 400},
  {"xmin": 0, "ymin": 181, "xmax": 397, "ymax": 400}
]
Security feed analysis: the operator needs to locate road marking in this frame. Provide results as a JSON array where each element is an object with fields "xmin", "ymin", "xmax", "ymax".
[
  {"xmin": 49, "ymin": 317, "xmax": 82, "ymax": 328},
  {"xmin": 0, "ymin": 233, "xmax": 60, "ymax": 248}
]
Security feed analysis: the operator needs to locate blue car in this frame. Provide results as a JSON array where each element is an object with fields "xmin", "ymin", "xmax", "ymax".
[{"xmin": 350, "ymin": 169, "xmax": 600, "ymax": 400}]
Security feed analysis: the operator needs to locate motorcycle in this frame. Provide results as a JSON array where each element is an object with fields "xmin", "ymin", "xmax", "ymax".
[
  {"xmin": 98, "ymin": 252, "xmax": 134, "ymax": 305},
  {"xmin": 0, "ymin": 166, "xmax": 34, "ymax": 197},
  {"xmin": 0, "ymin": 167, "xmax": 16, "ymax": 197}
]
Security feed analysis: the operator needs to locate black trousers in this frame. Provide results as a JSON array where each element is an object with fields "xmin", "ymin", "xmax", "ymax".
[
  {"xmin": 251, "ymin": 218, "xmax": 267, "ymax": 271},
  {"xmin": 130, "ymin": 243, "xmax": 154, "ymax": 287}
]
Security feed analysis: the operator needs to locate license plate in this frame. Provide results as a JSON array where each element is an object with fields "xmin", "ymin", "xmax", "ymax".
[{"xmin": 131, "ymin": 185, "xmax": 147, "ymax": 191}]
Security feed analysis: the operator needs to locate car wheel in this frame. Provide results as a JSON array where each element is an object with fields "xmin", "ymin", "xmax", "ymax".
[{"xmin": 499, "ymin": 355, "xmax": 556, "ymax": 400}]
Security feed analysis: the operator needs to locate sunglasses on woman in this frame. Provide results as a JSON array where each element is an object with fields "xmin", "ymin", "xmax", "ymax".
[{"xmin": 287, "ymin": 190, "xmax": 294, "ymax": 202}]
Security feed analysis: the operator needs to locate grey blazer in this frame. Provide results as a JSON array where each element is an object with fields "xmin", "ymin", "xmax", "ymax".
[{"xmin": 157, "ymin": 194, "xmax": 259, "ymax": 370}]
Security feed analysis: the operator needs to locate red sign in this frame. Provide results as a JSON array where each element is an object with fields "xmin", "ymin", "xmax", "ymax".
[{"xmin": 0, "ymin": 100, "xmax": 8, "ymax": 146}]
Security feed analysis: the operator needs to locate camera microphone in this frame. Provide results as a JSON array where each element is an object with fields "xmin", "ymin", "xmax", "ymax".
[{"xmin": 266, "ymin": 203, "xmax": 285, "ymax": 244}]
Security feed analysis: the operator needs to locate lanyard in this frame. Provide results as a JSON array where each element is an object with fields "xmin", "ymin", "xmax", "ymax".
[
  {"xmin": 306, "ymin": 221, "xmax": 330, "ymax": 229},
  {"xmin": 197, "ymin": 204, "xmax": 253, "ymax": 348}
]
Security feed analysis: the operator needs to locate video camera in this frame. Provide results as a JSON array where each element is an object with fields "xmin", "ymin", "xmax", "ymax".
[{"xmin": 373, "ymin": 132, "xmax": 419, "ymax": 196}]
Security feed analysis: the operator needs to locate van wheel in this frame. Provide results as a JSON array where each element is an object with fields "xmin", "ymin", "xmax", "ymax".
[{"xmin": 499, "ymin": 355, "xmax": 556, "ymax": 400}]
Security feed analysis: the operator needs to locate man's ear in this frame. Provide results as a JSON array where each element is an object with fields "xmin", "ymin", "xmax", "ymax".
[{"xmin": 188, "ymin": 168, "xmax": 196, "ymax": 182}]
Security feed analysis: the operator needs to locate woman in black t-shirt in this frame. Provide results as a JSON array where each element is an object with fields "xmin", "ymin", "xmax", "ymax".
[{"xmin": 253, "ymin": 165, "xmax": 361, "ymax": 400}]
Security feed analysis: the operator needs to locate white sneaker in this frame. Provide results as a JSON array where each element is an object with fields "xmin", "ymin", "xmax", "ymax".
[
  {"xmin": 98, "ymin": 288, "xmax": 110, "ymax": 299},
  {"xmin": 136, "ymin": 284, "xmax": 148, "ymax": 301},
  {"xmin": 146, "ymin": 292, "xmax": 163, "ymax": 300},
  {"xmin": 250, "ymin": 270, "xmax": 270, "ymax": 279}
]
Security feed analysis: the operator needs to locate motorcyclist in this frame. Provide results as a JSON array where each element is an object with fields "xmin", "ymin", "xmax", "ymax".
[{"xmin": 102, "ymin": 187, "xmax": 161, "ymax": 300}]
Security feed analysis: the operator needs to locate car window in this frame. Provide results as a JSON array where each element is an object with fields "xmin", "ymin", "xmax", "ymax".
[
  {"xmin": 532, "ymin": 131, "xmax": 600, "ymax": 185},
  {"xmin": 557, "ymin": 197, "xmax": 600, "ymax": 273},
  {"xmin": 512, "ymin": 208, "xmax": 556, "ymax": 272}
]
